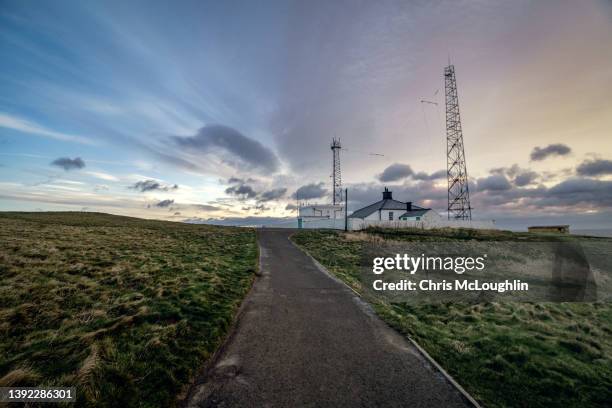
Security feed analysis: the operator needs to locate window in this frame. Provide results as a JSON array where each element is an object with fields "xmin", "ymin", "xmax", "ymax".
[
  {"xmin": 389, "ymin": 212, "xmax": 394, "ymax": 220},
  {"xmin": 416, "ymin": 216, "xmax": 421, "ymax": 221}
]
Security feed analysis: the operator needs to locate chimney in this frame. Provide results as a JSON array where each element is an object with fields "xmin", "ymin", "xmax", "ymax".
[
  {"xmin": 382, "ymin": 187, "xmax": 392, "ymax": 200},
  {"xmin": 406, "ymin": 201, "xmax": 412, "ymax": 211}
]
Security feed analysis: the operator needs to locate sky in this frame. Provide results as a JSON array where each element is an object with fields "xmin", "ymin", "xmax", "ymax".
[{"xmin": 1, "ymin": 0, "xmax": 612, "ymax": 230}]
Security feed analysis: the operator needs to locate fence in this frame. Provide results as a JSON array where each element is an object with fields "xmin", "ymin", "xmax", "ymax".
[
  {"xmin": 298, "ymin": 217, "xmax": 496, "ymax": 231},
  {"xmin": 350, "ymin": 218, "xmax": 496, "ymax": 231}
]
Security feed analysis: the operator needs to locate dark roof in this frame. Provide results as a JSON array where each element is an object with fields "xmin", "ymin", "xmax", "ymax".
[
  {"xmin": 398, "ymin": 209, "xmax": 429, "ymax": 218},
  {"xmin": 349, "ymin": 198, "xmax": 429, "ymax": 219}
]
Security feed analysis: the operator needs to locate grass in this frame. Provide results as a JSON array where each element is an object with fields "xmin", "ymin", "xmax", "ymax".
[
  {"xmin": 291, "ymin": 228, "xmax": 612, "ymax": 408},
  {"xmin": 0, "ymin": 212, "xmax": 258, "ymax": 407}
]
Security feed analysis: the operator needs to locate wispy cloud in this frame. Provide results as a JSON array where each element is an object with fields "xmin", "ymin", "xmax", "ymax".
[
  {"xmin": 85, "ymin": 171, "xmax": 119, "ymax": 181},
  {"xmin": 0, "ymin": 113, "xmax": 96, "ymax": 145}
]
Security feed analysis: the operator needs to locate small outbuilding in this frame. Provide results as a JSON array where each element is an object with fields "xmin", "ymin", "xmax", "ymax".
[{"xmin": 528, "ymin": 225, "xmax": 570, "ymax": 234}]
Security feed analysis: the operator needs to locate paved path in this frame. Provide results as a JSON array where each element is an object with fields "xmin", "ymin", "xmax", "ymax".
[{"xmin": 186, "ymin": 229, "xmax": 471, "ymax": 407}]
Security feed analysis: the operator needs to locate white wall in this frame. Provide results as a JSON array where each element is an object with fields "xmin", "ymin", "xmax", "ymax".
[
  {"xmin": 300, "ymin": 217, "xmax": 346, "ymax": 229},
  {"xmin": 363, "ymin": 209, "xmax": 438, "ymax": 222}
]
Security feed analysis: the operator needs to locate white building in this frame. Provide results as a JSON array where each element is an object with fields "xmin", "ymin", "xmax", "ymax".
[
  {"xmin": 348, "ymin": 188, "xmax": 439, "ymax": 223},
  {"xmin": 295, "ymin": 188, "xmax": 496, "ymax": 230}
]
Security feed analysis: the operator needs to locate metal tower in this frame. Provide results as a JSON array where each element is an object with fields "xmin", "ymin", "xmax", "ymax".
[
  {"xmin": 444, "ymin": 64, "xmax": 472, "ymax": 220},
  {"xmin": 331, "ymin": 138, "xmax": 342, "ymax": 205}
]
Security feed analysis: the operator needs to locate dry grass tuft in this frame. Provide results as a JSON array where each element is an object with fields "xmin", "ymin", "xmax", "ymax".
[
  {"xmin": 0, "ymin": 367, "xmax": 41, "ymax": 387},
  {"xmin": 77, "ymin": 344, "xmax": 100, "ymax": 384}
]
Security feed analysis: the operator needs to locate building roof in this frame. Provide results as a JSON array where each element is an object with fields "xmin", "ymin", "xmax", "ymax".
[{"xmin": 348, "ymin": 188, "xmax": 429, "ymax": 219}]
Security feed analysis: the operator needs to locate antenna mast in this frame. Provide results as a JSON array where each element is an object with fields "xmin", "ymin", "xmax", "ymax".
[
  {"xmin": 331, "ymin": 138, "xmax": 342, "ymax": 205},
  {"xmin": 444, "ymin": 64, "xmax": 472, "ymax": 220}
]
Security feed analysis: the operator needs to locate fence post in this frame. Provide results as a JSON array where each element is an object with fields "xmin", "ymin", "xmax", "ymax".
[{"xmin": 344, "ymin": 188, "xmax": 348, "ymax": 232}]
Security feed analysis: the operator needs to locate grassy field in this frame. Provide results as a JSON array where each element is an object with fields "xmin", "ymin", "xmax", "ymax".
[
  {"xmin": 292, "ymin": 228, "xmax": 612, "ymax": 408},
  {"xmin": 0, "ymin": 212, "xmax": 258, "ymax": 407}
]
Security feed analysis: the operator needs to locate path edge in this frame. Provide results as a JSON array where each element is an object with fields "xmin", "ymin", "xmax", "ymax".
[
  {"xmin": 178, "ymin": 230, "xmax": 263, "ymax": 407},
  {"xmin": 289, "ymin": 232, "xmax": 482, "ymax": 408}
]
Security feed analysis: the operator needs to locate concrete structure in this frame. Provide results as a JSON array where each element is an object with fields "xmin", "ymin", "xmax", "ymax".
[
  {"xmin": 297, "ymin": 203, "xmax": 345, "ymax": 229},
  {"xmin": 528, "ymin": 225, "xmax": 570, "ymax": 234}
]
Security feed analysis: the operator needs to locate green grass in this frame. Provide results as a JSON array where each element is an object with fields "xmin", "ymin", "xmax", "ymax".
[
  {"xmin": 292, "ymin": 228, "xmax": 612, "ymax": 408},
  {"xmin": 0, "ymin": 212, "xmax": 258, "ymax": 407}
]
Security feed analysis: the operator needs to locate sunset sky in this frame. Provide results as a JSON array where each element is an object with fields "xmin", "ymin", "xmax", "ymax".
[{"xmin": 1, "ymin": 0, "xmax": 611, "ymax": 229}]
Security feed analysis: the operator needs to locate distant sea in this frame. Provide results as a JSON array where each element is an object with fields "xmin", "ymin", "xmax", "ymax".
[{"xmin": 571, "ymin": 229, "xmax": 612, "ymax": 238}]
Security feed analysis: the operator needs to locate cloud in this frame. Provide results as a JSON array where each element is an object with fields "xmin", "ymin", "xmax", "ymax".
[
  {"xmin": 490, "ymin": 165, "xmax": 521, "ymax": 178},
  {"xmin": 490, "ymin": 164, "xmax": 540, "ymax": 187},
  {"xmin": 225, "ymin": 183, "xmax": 257, "ymax": 199},
  {"xmin": 476, "ymin": 175, "xmax": 512, "ymax": 191},
  {"xmin": 0, "ymin": 113, "xmax": 95, "ymax": 145},
  {"xmin": 285, "ymin": 203, "xmax": 298, "ymax": 211},
  {"xmin": 472, "ymin": 177, "xmax": 612, "ymax": 215},
  {"xmin": 192, "ymin": 204, "xmax": 222, "ymax": 212},
  {"xmin": 513, "ymin": 171, "xmax": 539, "ymax": 187},
  {"xmin": 173, "ymin": 125, "xmax": 280, "ymax": 172},
  {"xmin": 413, "ymin": 169, "xmax": 446, "ymax": 181},
  {"xmin": 227, "ymin": 176, "xmax": 256, "ymax": 184},
  {"xmin": 51, "ymin": 157, "xmax": 85, "ymax": 171},
  {"xmin": 259, "ymin": 188, "xmax": 287, "ymax": 202},
  {"xmin": 530, "ymin": 144, "xmax": 571, "ymax": 161},
  {"xmin": 576, "ymin": 159, "xmax": 612, "ymax": 177},
  {"xmin": 224, "ymin": 180, "xmax": 287, "ymax": 203},
  {"xmin": 254, "ymin": 203, "xmax": 270, "ymax": 212},
  {"xmin": 155, "ymin": 199, "xmax": 174, "ymax": 208},
  {"xmin": 530, "ymin": 178, "xmax": 612, "ymax": 208},
  {"xmin": 130, "ymin": 179, "xmax": 178, "ymax": 192},
  {"xmin": 86, "ymin": 171, "xmax": 119, "ymax": 181},
  {"xmin": 293, "ymin": 182, "xmax": 327, "ymax": 200},
  {"xmin": 378, "ymin": 163, "xmax": 413, "ymax": 182},
  {"xmin": 378, "ymin": 164, "xmax": 445, "ymax": 182}
]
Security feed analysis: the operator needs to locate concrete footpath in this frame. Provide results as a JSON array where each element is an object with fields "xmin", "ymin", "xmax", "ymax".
[{"xmin": 186, "ymin": 229, "xmax": 472, "ymax": 407}]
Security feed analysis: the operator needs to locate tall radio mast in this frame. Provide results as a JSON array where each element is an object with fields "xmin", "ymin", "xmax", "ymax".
[
  {"xmin": 444, "ymin": 64, "xmax": 472, "ymax": 220},
  {"xmin": 331, "ymin": 138, "xmax": 342, "ymax": 205}
]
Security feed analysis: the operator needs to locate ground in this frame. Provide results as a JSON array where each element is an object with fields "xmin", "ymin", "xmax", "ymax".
[
  {"xmin": 186, "ymin": 229, "xmax": 471, "ymax": 407},
  {"xmin": 0, "ymin": 212, "xmax": 258, "ymax": 407},
  {"xmin": 291, "ymin": 228, "xmax": 612, "ymax": 408},
  {"xmin": 2, "ymin": 213, "xmax": 610, "ymax": 407}
]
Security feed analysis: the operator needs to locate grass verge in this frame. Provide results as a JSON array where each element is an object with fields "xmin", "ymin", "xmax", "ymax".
[
  {"xmin": 0, "ymin": 212, "xmax": 258, "ymax": 407},
  {"xmin": 291, "ymin": 228, "xmax": 612, "ymax": 408}
]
